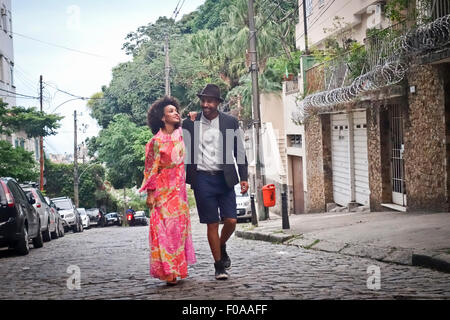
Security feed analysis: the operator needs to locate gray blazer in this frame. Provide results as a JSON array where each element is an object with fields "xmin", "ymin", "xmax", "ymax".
[{"xmin": 182, "ymin": 111, "xmax": 248, "ymax": 189}]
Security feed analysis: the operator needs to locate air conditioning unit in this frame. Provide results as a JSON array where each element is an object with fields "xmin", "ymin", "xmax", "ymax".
[
  {"xmin": 1, "ymin": 8, "xmax": 6, "ymax": 16},
  {"xmin": 366, "ymin": 3, "xmax": 383, "ymax": 29}
]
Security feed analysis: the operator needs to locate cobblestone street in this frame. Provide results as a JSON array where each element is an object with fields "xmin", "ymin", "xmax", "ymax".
[{"xmin": 0, "ymin": 213, "xmax": 449, "ymax": 300}]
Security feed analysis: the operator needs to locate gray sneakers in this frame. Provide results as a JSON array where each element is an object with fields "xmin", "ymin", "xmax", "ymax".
[
  {"xmin": 214, "ymin": 260, "xmax": 229, "ymax": 280},
  {"xmin": 221, "ymin": 244, "xmax": 231, "ymax": 270}
]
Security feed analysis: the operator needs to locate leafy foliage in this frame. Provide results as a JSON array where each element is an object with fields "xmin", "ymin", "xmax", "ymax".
[
  {"xmin": 0, "ymin": 140, "xmax": 38, "ymax": 182},
  {"xmin": 0, "ymin": 100, "xmax": 63, "ymax": 137},
  {"xmin": 86, "ymin": 114, "xmax": 152, "ymax": 189}
]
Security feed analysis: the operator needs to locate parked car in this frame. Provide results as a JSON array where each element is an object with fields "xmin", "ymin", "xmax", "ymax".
[
  {"xmin": 86, "ymin": 208, "xmax": 105, "ymax": 227},
  {"xmin": 45, "ymin": 197, "xmax": 64, "ymax": 238},
  {"xmin": 127, "ymin": 210, "xmax": 148, "ymax": 226},
  {"xmin": 77, "ymin": 208, "xmax": 90, "ymax": 229},
  {"xmin": 0, "ymin": 177, "xmax": 44, "ymax": 255},
  {"xmin": 235, "ymin": 184, "xmax": 252, "ymax": 222},
  {"xmin": 21, "ymin": 183, "xmax": 55, "ymax": 242},
  {"xmin": 51, "ymin": 197, "xmax": 83, "ymax": 233},
  {"xmin": 105, "ymin": 212, "xmax": 122, "ymax": 226}
]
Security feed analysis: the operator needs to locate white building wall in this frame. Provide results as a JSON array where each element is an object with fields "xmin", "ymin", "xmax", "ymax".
[
  {"xmin": 296, "ymin": 0, "xmax": 391, "ymax": 51},
  {"xmin": 0, "ymin": 0, "xmax": 38, "ymax": 160},
  {"xmin": 0, "ymin": 0, "xmax": 15, "ymax": 107}
]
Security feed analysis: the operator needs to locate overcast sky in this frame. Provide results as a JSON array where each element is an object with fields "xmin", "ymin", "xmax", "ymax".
[{"xmin": 12, "ymin": 0, "xmax": 205, "ymax": 155}]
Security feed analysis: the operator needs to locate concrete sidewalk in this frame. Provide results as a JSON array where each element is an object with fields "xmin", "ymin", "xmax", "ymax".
[{"xmin": 235, "ymin": 210, "xmax": 450, "ymax": 273}]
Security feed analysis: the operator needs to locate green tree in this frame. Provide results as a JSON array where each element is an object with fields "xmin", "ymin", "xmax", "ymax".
[
  {"xmin": 44, "ymin": 159, "xmax": 109, "ymax": 209},
  {"xmin": 87, "ymin": 114, "xmax": 151, "ymax": 189},
  {"xmin": 0, "ymin": 99, "xmax": 63, "ymax": 137},
  {"xmin": 0, "ymin": 140, "xmax": 38, "ymax": 182}
]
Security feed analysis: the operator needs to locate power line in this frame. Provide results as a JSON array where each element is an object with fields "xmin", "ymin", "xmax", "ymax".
[
  {"xmin": 0, "ymin": 88, "xmax": 40, "ymax": 99},
  {"xmin": 12, "ymin": 32, "xmax": 110, "ymax": 59}
]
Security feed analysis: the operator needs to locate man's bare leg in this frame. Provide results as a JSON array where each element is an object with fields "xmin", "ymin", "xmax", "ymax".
[
  {"xmin": 207, "ymin": 223, "xmax": 221, "ymax": 262},
  {"xmin": 220, "ymin": 218, "xmax": 237, "ymax": 246}
]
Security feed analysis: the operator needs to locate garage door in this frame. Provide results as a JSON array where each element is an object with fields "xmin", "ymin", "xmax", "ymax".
[
  {"xmin": 331, "ymin": 113, "xmax": 351, "ymax": 206},
  {"xmin": 353, "ymin": 111, "xmax": 370, "ymax": 206},
  {"xmin": 331, "ymin": 112, "xmax": 369, "ymax": 207}
]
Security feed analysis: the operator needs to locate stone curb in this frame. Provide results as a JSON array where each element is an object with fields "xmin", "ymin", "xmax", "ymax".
[{"xmin": 235, "ymin": 229, "xmax": 450, "ymax": 273}]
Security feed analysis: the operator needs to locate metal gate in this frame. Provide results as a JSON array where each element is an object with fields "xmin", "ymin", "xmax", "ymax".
[
  {"xmin": 390, "ymin": 104, "xmax": 407, "ymax": 206},
  {"xmin": 353, "ymin": 112, "xmax": 370, "ymax": 206},
  {"xmin": 331, "ymin": 114, "xmax": 351, "ymax": 206},
  {"xmin": 331, "ymin": 112, "xmax": 370, "ymax": 207}
]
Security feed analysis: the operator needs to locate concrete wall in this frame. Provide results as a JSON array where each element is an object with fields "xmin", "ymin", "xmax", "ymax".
[{"xmin": 260, "ymin": 92, "xmax": 285, "ymax": 132}]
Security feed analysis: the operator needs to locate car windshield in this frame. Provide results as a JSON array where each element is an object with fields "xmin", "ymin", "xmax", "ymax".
[
  {"xmin": 53, "ymin": 200, "xmax": 72, "ymax": 210},
  {"xmin": 86, "ymin": 209, "xmax": 98, "ymax": 214},
  {"xmin": 135, "ymin": 211, "xmax": 145, "ymax": 217},
  {"xmin": 78, "ymin": 209, "xmax": 86, "ymax": 215}
]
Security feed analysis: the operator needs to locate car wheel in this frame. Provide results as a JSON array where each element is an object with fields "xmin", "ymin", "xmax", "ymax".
[
  {"xmin": 15, "ymin": 224, "xmax": 30, "ymax": 255},
  {"xmin": 51, "ymin": 222, "xmax": 59, "ymax": 239},
  {"xmin": 32, "ymin": 222, "xmax": 44, "ymax": 248},
  {"xmin": 43, "ymin": 221, "xmax": 52, "ymax": 242},
  {"xmin": 58, "ymin": 222, "xmax": 65, "ymax": 237}
]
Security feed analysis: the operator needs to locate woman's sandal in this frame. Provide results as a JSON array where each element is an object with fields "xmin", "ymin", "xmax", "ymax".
[{"xmin": 166, "ymin": 275, "xmax": 178, "ymax": 286}]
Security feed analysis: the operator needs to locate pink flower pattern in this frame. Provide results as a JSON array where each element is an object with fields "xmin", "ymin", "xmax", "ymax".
[{"xmin": 139, "ymin": 127, "xmax": 196, "ymax": 281}]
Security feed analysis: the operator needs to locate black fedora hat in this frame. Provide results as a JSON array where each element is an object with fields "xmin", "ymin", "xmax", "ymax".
[{"xmin": 197, "ymin": 84, "xmax": 224, "ymax": 102}]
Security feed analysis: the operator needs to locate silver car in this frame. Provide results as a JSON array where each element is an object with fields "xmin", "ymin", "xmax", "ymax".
[
  {"xmin": 51, "ymin": 197, "xmax": 83, "ymax": 233},
  {"xmin": 77, "ymin": 208, "xmax": 90, "ymax": 229},
  {"xmin": 21, "ymin": 185, "xmax": 55, "ymax": 242},
  {"xmin": 45, "ymin": 197, "xmax": 65, "ymax": 238}
]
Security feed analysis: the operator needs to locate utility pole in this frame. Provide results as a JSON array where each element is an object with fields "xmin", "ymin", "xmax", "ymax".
[
  {"xmin": 302, "ymin": 0, "xmax": 309, "ymax": 54},
  {"xmin": 248, "ymin": 0, "xmax": 268, "ymax": 221},
  {"xmin": 164, "ymin": 35, "xmax": 171, "ymax": 96},
  {"xmin": 39, "ymin": 75, "xmax": 44, "ymax": 191},
  {"xmin": 74, "ymin": 110, "xmax": 79, "ymax": 208}
]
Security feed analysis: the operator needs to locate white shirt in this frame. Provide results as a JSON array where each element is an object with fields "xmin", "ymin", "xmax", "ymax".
[{"xmin": 197, "ymin": 113, "xmax": 223, "ymax": 171}]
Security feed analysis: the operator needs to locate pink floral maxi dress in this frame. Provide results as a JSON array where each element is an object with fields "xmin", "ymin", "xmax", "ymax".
[{"xmin": 139, "ymin": 127, "xmax": 196, "ymax": 281}]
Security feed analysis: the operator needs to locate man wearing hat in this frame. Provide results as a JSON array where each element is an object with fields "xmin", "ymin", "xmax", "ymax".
[{"xmin": 182, "ymin": 84, "xmax": 249, "ymax": 280}]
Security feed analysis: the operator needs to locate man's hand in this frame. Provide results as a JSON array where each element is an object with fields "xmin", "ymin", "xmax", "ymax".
[
  {"xmin": 146, "ymin": 190, "xmax": 155, "ymax": 209},
  {"xmin": 240, "ymin": 181, "xmax": 249, "ymax": 194}
]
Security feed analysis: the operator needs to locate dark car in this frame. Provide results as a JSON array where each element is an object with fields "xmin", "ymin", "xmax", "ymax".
[
  {"xmin": 105, "ymin": 212, "xmax": 122, "ymax": 226},
  {"xmin": 86, "ymin": 208, "xmax": 105, "ymax": 227},
  {"xmin": 0, "ymin": 178, "xmax": 44, "ymax": 255},
  {"xmin": 127, "ymin": 210, "xmax": 148, "ymax": 227}
]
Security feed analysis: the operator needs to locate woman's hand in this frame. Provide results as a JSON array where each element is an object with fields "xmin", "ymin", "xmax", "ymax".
[
  {"xmin": 146, "ymin": 190, "xmax": 155, "ymax": 209},
  {"xmin": 188, "ymin": 112, "xmax": 198, "ymax": 121}
]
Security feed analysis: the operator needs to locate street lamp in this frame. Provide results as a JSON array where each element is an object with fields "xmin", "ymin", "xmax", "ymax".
[{"xmin": 51, "ymin": 97, "xmax": 86, "ymax": 113}]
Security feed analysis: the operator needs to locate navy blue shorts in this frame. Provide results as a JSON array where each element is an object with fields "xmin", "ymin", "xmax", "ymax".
[{"xmin": 193, "ymin": 171, "xmax": 237, "ymax": 224}]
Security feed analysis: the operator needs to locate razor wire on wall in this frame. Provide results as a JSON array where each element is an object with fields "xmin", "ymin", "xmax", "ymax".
[{"xmin": 295, "ymin": 14, "xmax": 450, "ymax": 121}]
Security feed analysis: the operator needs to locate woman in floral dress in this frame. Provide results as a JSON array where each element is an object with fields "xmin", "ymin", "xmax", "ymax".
[{"xmin": 139, "ymin": 96, "xmax": 196, "ymax": 285}]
